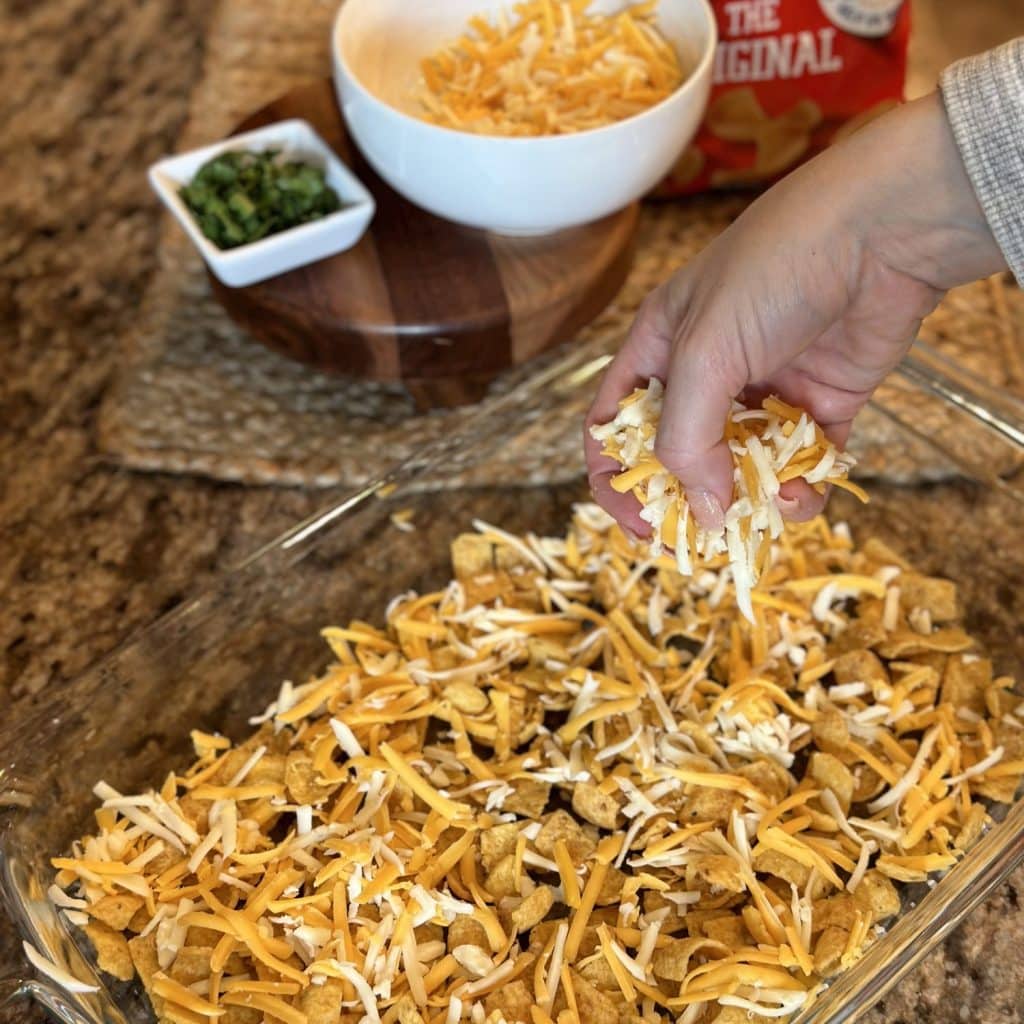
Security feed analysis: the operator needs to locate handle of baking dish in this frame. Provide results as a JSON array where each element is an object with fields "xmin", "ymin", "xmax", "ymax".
[
  {"xmin": 0, "ymin": 975, "xmax": 94, "ymax": 1024},
  {"xmin": 899, "ymin": 340, "xmax": 1024, "ymax": 451}
]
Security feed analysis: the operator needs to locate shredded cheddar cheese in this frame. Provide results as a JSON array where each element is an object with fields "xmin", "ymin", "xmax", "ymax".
[
  {"xmin": 590, "ymin": 379, "xmax": 862, "ymax": 620},
  {"xmin": 50, "ymin": 505, "xmax": 1023, "ymax": 1024},
  {"xmin": 416, "ymin": 1, "xmax": 686, "ymax": 136}
]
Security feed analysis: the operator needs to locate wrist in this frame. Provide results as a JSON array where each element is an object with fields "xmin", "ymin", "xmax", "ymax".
[{"xmin": 842, "ymin": 92, "xmax": 1007, "ymax": 290}]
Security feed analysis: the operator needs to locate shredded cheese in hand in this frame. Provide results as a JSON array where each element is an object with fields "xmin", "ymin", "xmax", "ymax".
[
  {"xmin": 590, "ymin": 379, "xmax": 863, "ymax": 619},
  {"xmin": 416, "ymin": 0, "xmax": 686, "ymax": 136}
]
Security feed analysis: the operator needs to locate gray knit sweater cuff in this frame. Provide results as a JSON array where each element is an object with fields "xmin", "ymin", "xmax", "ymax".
[{"xmin": 940, "ymin": 40, "xmax": 1024, "ymax": 284}]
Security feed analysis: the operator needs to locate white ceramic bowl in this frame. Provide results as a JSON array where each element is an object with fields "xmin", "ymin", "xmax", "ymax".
[
  {"xmin": 332, "ymin": 0, "xmax": 716, "ymax": 236},
  {"xmin": 148, "ymin": 120, "xmax": 376, "ymax": 288}
]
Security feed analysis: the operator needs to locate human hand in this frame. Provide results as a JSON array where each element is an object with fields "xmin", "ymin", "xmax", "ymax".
[{"xmin": 585, "ymin": 92, "xmax": 1006, "ymax": 535}]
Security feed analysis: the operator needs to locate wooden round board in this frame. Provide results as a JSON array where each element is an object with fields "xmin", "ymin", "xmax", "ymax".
[{"xmin": 210, "ymin": 80, "xmax": 638, "ymax": 409}]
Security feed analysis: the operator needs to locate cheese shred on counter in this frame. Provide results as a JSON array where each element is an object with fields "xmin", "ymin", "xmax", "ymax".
[
  {"xmin": 52, "ymin": 507, "xmax": 1024, "ymax": 1024},
  {"xmin": 416, "ymin": 1, "xmax": 686, "ymax": 136},
  {"xmin": 590, "ymin": 379, "xmax": 864, "ymax": 620}
]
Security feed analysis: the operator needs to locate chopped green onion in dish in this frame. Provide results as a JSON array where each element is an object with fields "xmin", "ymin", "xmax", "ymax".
[{"xmin": 179, "ymin": 149, "xmax": 342, "ymax": 250}]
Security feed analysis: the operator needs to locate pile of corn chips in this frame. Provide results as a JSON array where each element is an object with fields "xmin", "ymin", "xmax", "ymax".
[
  {"xmin": 50, "ymin": 504, "xmax": 1024, "ymax": 1024},
  {"xmin": 590, "ymin": 379, "xmax": 866, "ymax": 621},
  {"xmin": 416, "ymin": 1, "xmax": 686, "ymax": 136}
]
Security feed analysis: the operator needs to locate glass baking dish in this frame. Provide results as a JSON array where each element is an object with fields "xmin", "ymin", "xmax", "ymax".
[{"xmin": 2, "ymin": 336, "xmax": 1024, "ymax": 1024}]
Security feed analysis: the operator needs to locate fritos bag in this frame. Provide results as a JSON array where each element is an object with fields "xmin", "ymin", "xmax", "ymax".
[{"xmin": 658, "ymin": 0, "xmax": 910, "ymax": 195}]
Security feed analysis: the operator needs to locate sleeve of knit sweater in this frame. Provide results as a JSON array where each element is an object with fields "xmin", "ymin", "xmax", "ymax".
[{"xmin": 941, "ymin": 39, "xmax": 1024, "ymax": 285}]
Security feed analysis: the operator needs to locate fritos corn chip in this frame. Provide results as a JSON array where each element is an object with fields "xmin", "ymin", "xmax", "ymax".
[
  {"xmin": 657, "ymin": 0, "xmax": 910, "ymax": 194},
  {"xmin": 589, "ymin": 378, "xmax": 862, "ymax": 619},
  {"xmin": 50, "ymin": 504, "xmax": 1024, "ymax": 1024}
]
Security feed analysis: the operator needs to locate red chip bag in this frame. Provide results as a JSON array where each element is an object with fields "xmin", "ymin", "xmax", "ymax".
[{"xmin": 658, "ymin": 0, "xmax": 910, "ymax": 195}]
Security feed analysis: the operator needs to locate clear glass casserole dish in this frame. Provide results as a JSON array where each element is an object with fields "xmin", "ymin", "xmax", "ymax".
[{"xmin": 2, "ymin": 337, "xmax": 1024, "ymax": 1024}]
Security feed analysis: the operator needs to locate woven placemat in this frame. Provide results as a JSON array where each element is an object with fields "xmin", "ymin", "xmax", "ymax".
[{"xmin": 98, "ymin": 0, "xmax": 1024, "ymax": 491}]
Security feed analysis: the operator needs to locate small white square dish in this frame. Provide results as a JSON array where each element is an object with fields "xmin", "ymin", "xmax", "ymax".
[{"xmin": 148, "ymin": 119, "xmax": 376, "ymax": 288}]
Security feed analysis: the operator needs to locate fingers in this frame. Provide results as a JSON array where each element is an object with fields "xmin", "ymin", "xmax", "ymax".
[
  {"xmin": 753, "ymin": 376, "xmax": 856, "ymax": 522},
  {"xmin": 585, "ymin": 292, "xmax": 676, "ymax": 530},
  {"xmin": 585, "ymin": 280, "xmax": 864, "ymax": 537},
  {"xmin": 758, "ymin": 364, "xmax": 868, "ymax": 443},
  {"xmin": 584, "ymin": 290, "xmax": 676, "ymax": 430},
  {"xmin": 654, "ymin": 328, "xmax": 745, "ymax": 529},
  {"xmin": 587, "ymin": 469, "xmax": 651, "ymax": 539},
  {"xmin": 819, "ymin": 420, "xmax": 852, "ymax": 450},
  {"xmin": 776, "ymin": 479, "xmax": 826, "ymax": 522}
]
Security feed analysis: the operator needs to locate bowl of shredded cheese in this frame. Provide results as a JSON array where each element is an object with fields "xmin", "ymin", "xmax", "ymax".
[{"xmin": 332, "ymin": 0, "xmax": 717, "ymax": 234}]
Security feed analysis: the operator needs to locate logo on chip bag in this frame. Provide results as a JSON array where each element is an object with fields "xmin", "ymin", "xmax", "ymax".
[
  {"xmin": 657, "ymin": 0, "xmax": 910, "ymax": 196},
  {"xmin": 819, "ymin": 0, "xmax": 906, "ymax": 39}
]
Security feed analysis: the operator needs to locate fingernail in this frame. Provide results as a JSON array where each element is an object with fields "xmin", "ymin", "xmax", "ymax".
[
  {"xmin": 689, "ymin": 489, "xmax": 725, "ymax": 532},
  {"xmin": 775, "ymin": 493, "xmax": 801, "ymax": 517},
  {"xmin": 775, "ymin": 490, "xmax": 824, "ymax": 522}
]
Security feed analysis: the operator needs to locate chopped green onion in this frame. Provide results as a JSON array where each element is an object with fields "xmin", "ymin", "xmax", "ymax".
[{"xmin": 179, "ymin": 149, "xmax": 342, "ymax": 250}]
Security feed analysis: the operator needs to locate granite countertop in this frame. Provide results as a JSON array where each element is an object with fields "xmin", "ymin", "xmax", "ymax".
[{"xmin": 2, "ymin": 2, "xmax": 1024, "ymax": 1022}]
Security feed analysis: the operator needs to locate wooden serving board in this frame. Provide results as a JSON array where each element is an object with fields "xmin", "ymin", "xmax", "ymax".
[{"xmin": 210, "ymin": 80, "xmax": 639, "ymax": 409}]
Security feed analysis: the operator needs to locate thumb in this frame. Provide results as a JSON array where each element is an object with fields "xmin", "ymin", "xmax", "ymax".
[{"xmin": 654, "ymin": 332, "xmax": 746, "ymax": 531}]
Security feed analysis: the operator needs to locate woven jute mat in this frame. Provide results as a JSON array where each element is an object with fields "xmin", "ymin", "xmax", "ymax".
[{"xmin": 98, "ymin": 0, "xmax": 1024, "ymax": 491}]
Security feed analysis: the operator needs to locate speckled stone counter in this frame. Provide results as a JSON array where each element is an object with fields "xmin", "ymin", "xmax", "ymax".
[{"xmin": 2, "ymin": 2, "xmax": 1023, "ymax": 1022}]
